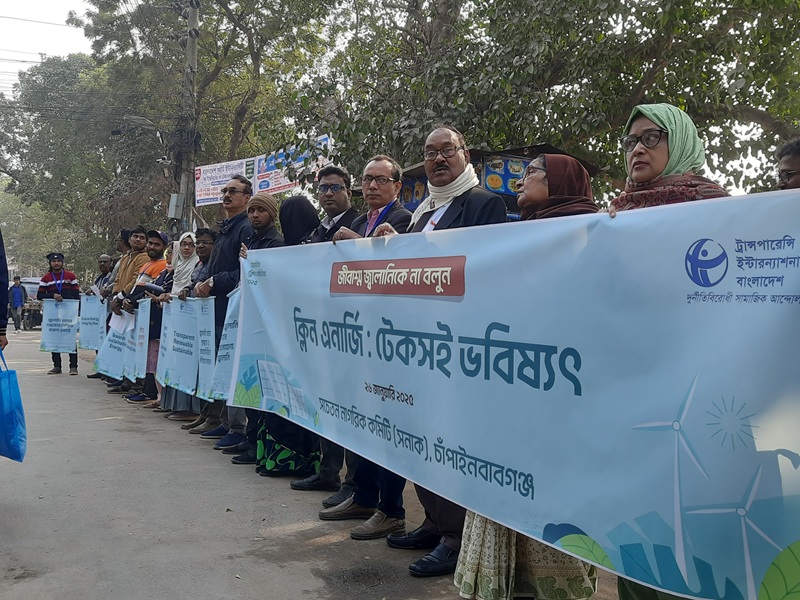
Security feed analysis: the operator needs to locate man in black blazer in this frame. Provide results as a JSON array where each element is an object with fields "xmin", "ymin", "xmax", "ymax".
[
  {"xmin": 309, "ymin": 165, "xmax": 359, "ymax": 243},
  {"xmin": 292, "ymin": 165, "xmax": 362, "ymax": 506},
  {"xmin": 334, "ymin": 155, "xmax": 412, "ymax": 242},
  {"xmin": 380, "ymin": 125, "xmax": 507, "ymax": 578}
]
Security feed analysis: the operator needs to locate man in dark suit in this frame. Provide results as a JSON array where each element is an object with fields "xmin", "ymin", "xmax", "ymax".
[
  {"xmin": 334, "ymin": 155, "xmax": 412, "ymax": 242},
  {"xmin": 378, "ymin": 125, "xmax": 507, "ymax": 578},
  {"xmin": 309, "ymin": 165, "xmax": 359, "ymax": 243},
  {"xmin": 291, "ymin": 165, "xmax": 362, "ymax": 505}
]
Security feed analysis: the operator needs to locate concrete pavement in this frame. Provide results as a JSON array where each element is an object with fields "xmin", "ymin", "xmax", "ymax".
[{"xmin": 0, "ymin": 331, "xmax": 617, "ymax": 600}]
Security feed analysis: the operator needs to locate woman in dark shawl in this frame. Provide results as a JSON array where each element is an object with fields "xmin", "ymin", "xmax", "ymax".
[
  {"xmin": 454, "ymin": 153, "xmax": 598, "ymax": 600},
  {"xmin": 254, "ymin": 195, "xmax": 322, "ymax": 476}
]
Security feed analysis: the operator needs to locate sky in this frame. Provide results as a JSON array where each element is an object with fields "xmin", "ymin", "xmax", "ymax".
[{"xmin": 0, "ymin": 1, "xmax": 93, "ymax": 96}]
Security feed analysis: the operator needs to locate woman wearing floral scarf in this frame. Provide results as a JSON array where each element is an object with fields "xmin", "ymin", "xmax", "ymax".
[{"xmin": 611, "ymin": 103, "xmax": 728, "ymax": 212}]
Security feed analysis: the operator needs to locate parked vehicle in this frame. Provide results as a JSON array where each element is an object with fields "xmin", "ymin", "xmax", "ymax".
[{"xmin": 19, "ymin": 277, "xmax": 43, "ymax": 330}]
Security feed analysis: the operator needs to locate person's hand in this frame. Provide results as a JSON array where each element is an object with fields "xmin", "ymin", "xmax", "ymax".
[
  {"xmin": 0, "ymin": 334, "xmax": 7, "ymax": 350},
  {"xmin": 157, "ymin": 292, "xmax": 172, "ymax": 304},
  {"xmin": 194, "ymin": 280, "xmax": 212, "ymax": 298},
  {"xmin": 607, "ymin": 204, "xmax": 617, "ymax": 218},
  {"xmin": 177, "ymin": 288, "xmax": 189, "ymax": 301},
  {"xmin": 110, "ymin": 297, "xmax": 122, "ymax": 315},
  {"xmin": 85, "ymin": 289, "xmax": 95, "ymax": 296},
  {"xmin": 122, "ymin": 298, "xmax": 135, "ymax": 313},
  {"xmin": 373, "ymin": 223, "xmax": 399, "ymax": 237},
  {"xmin": 100, "ymin": 287, "xmax": 110, "ymax": 299},
  {"xmin": 332, "ymin": 227, "xmax": 361, "ymax": 244},
  {"xmin": 240, "ymin": 243, "xmax": 248, "ymax": 259},
  {"xmin": 54, "ymin": 293, "xmax": 63, "ymax": 303}
]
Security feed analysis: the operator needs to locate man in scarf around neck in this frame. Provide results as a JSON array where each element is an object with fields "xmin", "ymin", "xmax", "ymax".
[
  {"xmin": 228, "ymin": 193, "xmax": 285, "ymax": 465},
  {"xmin": 37, "ymin": 252, "xmax": 81, "ymax": 375},
  {"xmin": 193, "ymin": 175, "xmax": 254, "ymax": 449},
  {"xmin": 609, "ymin": 103, "xmax": 728, "ymax": 214},
  {"xmin": 381, "ymin": 125, "xmax": 507, "ymax": 579},
  {"xmin": 331, "ymin": 155, "xmax": 412, "ymax": 243}
]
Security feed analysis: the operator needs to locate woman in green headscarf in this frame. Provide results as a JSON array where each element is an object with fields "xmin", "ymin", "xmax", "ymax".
[{"xmin": 610, "ymin": 103, "xmax": 728, "ymax": 211}]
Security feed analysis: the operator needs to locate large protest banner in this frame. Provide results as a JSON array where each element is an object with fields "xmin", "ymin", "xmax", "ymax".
[
  {"xmin": 205, "ymin": 289, "xmax": 240, "ymax": 401},
  {"xmin": 40, "ymin": 299, "xmax": 80, "ymax": 353},
  {"xmin": 78, "ymin": 295, "xmax": 104, "ymax": 350},
  {"xmin": 229, "ymin": 190, "xmax": 800, "ymax": 599},
  {"xmin": 95, "ymin": 312, "xmax": 133, "ymax": 379}
]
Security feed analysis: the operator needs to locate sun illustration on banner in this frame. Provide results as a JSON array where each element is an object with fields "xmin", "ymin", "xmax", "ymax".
[
  {"xmin": 633, "ymin": 375, "xmax": 709, "ymax": 580},
  {"xmin": 705, "ymin": 396, "xmax": 757, "ymax": 449}
]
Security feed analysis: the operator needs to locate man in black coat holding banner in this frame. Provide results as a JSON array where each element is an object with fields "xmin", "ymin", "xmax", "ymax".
[{"xmin": 375, "ymin": 125, "xmax": 507, "ymax": 577}]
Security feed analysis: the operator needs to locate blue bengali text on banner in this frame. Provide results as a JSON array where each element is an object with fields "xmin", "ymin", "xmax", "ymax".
[
  {"xmin": 78, "ymin": 295, "xmax": 104, "ymax": 350},
  {"xmin": 134, "ymin": 301, "xmax": 151, "ymax": 380},
  {"xmin": 195, "ymin": 297, "xmax": 217, "ymax": 400},
  {"xmin": 158, "ymin": 299, "xmax": 200, "ymax": 394},
  {"xmin": 40, "ymin": 299, "xmax": 80, "ymax": 353},
  {"xmin": 95, "ymin": 312, "xmax": 131, "ymax": 380},
  {"xmin": 207, "ymin": 289, "xmax": 240, "ymax": 401},
  {"xmin": 229, "ymin": 189, "xmax": 800, "ymax": 600}
]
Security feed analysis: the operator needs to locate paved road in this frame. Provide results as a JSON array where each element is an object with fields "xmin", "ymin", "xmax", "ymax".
[{"xmin": 0, "ymin": 332, "xmax": 618, "ymax": 600}]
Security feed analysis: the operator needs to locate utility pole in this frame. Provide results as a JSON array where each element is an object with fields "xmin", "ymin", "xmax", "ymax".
[{"xmin": 169, "ymin": 0, "xmax": 201, "ymax": 234}]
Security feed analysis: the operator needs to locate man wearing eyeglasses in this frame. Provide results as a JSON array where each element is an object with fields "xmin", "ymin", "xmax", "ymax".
[
  {"xmin": 333, "ymin": 155, "xmax": 413, "ymax": 242},
  {"xmin": 379, "ymin": 125, "xmax": 507, "ymax": 579},
  {"xmin": 193, "ymin": 175, "xmax": 254, "ymax": 446},
  {"xmin": 777, "ymin": 138, "xmax": 800, "ymax": 191},
  {"xmin": 309, "ymin": 165, "xmax": 359, "ymax": 243}
]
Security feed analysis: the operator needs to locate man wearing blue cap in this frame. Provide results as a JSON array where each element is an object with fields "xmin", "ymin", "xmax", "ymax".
[{"xmin": 37, "ymin": 252, "xmax": 81, "ymax": 374}]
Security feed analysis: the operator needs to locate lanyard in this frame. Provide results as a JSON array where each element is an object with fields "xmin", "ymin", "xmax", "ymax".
[
  {"xmin": 53, "ymin": 270, "xmax": 65, "ymax": 294},
  {"xmin": 364, "ymin": 200, "xmax": 396, "ymax": 237}
]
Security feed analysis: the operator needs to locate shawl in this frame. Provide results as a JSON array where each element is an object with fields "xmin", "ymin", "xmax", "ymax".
[
  {"xmin": 409, "ymin": 166, "xmax": 480, "ymax": 227},
  {"xmin": 610, "ymin": 173, "xmax": 729, "ymax": 211},
  {"xmin": 625, "ymin": 103, "xmax": 705, "ymax": 179},
  {"xmin": 523, "ymin": 154, "xmax": 598, "ymax": 220},
  {"xmin": 171, "ymin": 232, "xmax": 197, "ymax": 292},
  {"xmin": 279, "ymin": 195, "xmax": 321, "ymax": 246}
]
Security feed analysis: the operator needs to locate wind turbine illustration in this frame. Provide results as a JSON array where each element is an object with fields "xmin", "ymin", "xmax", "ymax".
[
  {"xmin": 633, "ymin": 375, "xmax": 709, "ymax": 580},
  {"xmin": 687, "ymin": 466, "xmax": 781, "ymax": 600}
]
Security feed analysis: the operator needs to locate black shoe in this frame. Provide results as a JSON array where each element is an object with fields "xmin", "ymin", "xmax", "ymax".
[
  {"xmin": 289, "ymin": 473, "xmax": 340, "ymax": 491},
  {"xmin": 386, "ymin": 526, "xmax": 440, "ymax": 550},
  {"xmin": 408, "ymin": 544, "xmax": 458, "ymax": 577},
  {"xmin": 322, "ymin": 484, "xmax": 355, "ymax": 508},
  {"xmin": 231, "ymin": 448, "xmax": 258, "ymax": 465},
  {"xmin": 221, "ymin": 440, "xmax": 254, "ymax": 455},
  {"xmin": 47, "ymin": 367, "xmax": 62, "ymax": 375},
  {"xmin": 106, "ymin": 378, "xmax": 123, "ymax": 387},
  {"xmin": 86, "ymin": 372, "xmax": 103, "ymax": 379}
]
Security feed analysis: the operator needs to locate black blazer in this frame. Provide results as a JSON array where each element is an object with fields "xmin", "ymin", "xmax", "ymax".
[
  {"xmin": 351, "ymin": 201, "xmax": 413, "ymax": 238},
  {"xmin": 411, "ymin": 187, "xmax": 507, "ymax": 232},
  {"xmin": 310, "ymin": 207, "xmax": 359, "ymax": 243}
]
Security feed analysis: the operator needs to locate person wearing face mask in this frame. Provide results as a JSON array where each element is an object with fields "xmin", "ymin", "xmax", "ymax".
[{"xmin": 610, "ymin": 103, "xmax": 728, "ymax": 213}]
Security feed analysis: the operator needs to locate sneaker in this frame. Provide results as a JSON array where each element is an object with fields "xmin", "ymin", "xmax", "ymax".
[
  {"xmin": 350, "ymin": 511, "xmax": 406, "ymax": 540},
  {"xmin": 318, "ymin": 497, "xmax": 375, "ymax": 521},
  {"xmin": 230, "ymin": 447, "xmax": 258, "ymax": 465},
  {"xmin": 198, "ymin": 424, "xmax": 229, "ymax": 439},
  {"xmin": 213, "ymin": 431, "xmax": 247, "ymax": 450},
  {"xmin": 125, "ymin": 394, "xmax": 154, "ymax": 404},
  {"xmin": 181, "ymin": 417, "xmax": 205, "ymax": 430},
  {"xmin": 107, "ymin": 386, "xmax": 130, "ymax": 394},
  {"xmin": 322, "ymin": 484, "xmax": 355, "ymax": 508},
  {"xmin": 47, "ymin": 367, "xmax": 62, "ymax": 375},
  {"xmin": 69, "ymin": 367, "xmax": 78, "ymax": 376}
]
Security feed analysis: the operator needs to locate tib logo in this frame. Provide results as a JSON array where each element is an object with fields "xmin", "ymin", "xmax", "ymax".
[{"xmin": 685, "ymin": 238, "xmax": 728, "ymax": 287}]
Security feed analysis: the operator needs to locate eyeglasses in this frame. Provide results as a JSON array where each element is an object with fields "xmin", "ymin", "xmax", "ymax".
[
  {"xmin": 620, "ymin": 129, "xmax": 668, "ymax": 153},
  {"xmin": 195, "ymin": 240, "xmax": 214, "ymax": 246},
  {"xmin": 361, "ymin": 175, "xmax": 397, "ymax": 186},
  {"xmin": 778, "ymin": 170, "xmax": 799, "ymax": 184},
  {"xmin": 220, "ymin": 187, "xmax": 247, "ymax": 196},
  {"xmin": 424, "ymin": 146, "xmax": 464, "ymax": 161},
  {"xmin": 521, "ymin": 164, "xmax": 546, "ymax": 180},
  {"xmin": 318, "ymin": 184, "xmax": 346, "ymax": 194}
]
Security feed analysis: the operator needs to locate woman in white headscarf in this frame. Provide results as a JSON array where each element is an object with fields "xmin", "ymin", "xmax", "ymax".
[{"xmin": 171, "ymin": 232, "xmax": 197, "ymax": 293}]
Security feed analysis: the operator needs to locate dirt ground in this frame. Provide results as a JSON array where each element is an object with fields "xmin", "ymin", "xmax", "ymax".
[{"xmin": 0, "ymin": 332, "xmax": 618, "ymax": 600}]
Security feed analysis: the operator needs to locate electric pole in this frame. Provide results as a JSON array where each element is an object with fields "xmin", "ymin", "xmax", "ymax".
[{"xmin": 169, "ymin": 0, "xmax": 201, "ymax": 234}]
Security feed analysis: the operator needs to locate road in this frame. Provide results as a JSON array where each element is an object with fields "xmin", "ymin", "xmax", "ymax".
[{"xmin": 0, "ymin": 331, "xmax": 617, "ymax": 600}]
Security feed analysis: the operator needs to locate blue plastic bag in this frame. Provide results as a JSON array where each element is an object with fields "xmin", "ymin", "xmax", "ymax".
[{"xmin": 0, "ymin": 349, "xmax": 26, "ymax": 462}]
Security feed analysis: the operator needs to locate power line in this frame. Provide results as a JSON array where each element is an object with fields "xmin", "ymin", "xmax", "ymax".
[
  {"xmin": 0, "ymin": 15, "xmax": 73, "ymax": 27},
  {"xmin": 0, "ymin": 48, "xmax": 44, "ymax": 56}
]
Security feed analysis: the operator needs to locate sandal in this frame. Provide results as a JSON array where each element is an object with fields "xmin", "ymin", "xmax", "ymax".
[
  {"xmin": 143, "ymin": 401, "xmax": 160, "ymax": 409},
  {"xmin": 152, "ymin": 406, "xmax": 171, "ymax": 413}
]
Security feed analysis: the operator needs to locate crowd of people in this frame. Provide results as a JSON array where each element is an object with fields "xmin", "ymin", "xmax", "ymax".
[{"xmin": 8, "ymin": 103, "xmax": 800, "ymax": 600}]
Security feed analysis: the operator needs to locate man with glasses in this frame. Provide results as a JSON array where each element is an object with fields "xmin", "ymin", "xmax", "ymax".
[
  {"xmin": 777, "ymin": 138, "xmax": 800, "ymax": 191},
  {"xmin": 378, "ymin": 125, "xmax": 506, "ymax": 579},
  {"xmin": 333, "ymin": 155, "xmax": 413, "ymax": 242},
  {"xmin": 193, "ymin": 175, "xmax": 254, "ymax": 448},
  {"xmin": 292, "ymin": 165, "xmax": 361, "ymax": 504}
]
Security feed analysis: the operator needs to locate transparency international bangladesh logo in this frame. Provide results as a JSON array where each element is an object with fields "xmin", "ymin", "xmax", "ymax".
[{"xmin": 685, "ymin": 239, "xmax": 728, "ymax": 287}]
